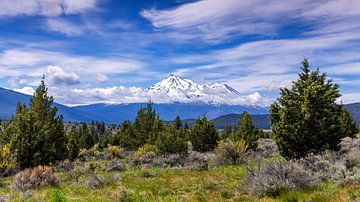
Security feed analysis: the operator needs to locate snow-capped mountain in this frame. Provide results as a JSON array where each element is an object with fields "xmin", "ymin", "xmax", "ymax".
[{"xmin": 146, "ymin": 73, "xmax": 244, "ymax": 104}]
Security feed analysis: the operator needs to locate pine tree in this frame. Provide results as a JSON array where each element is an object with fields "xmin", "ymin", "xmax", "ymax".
[
  {"xmin": 67, "ymin": 127, "xmax": 80, "ymax": 160},
  {"xmin": 189, "ymin": 116, "xmax": 219, "ymax": 152},
  {"xmin": 5, "ymin": 79, "xmax": 67, "ymax": 168},
  {"xmin": 79, "ymin": 122, "xmax": 94, "ymax": 149},
  {"xmin": 270, "ymin": 59, "xmax": 358, "ymax": 159},
  {"xmin": 117, "ymin": 120, "xmax": 137, "ymax": 150},
  {"xmin": 174, "ymin": 115, "xmax": 182, "ymax": 130},
  {"xmin": 133, "ymin": 102, "xmax": 157, "ymax": 146},
  {"xmin": 231, "ymin": 111, "xmax": 263, "ymax": 149},
  {"xmin": 155, "ymin": 123, "xmax": 187, "ymax": 154}
]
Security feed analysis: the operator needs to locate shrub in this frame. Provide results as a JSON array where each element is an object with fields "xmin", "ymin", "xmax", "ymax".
[
  {"xmin": 214, "ymin": 139, "xmax": 247, "ymax": 165},
  {"xmin": 296, "ymin": 153, "xmax": 343, "ymax": 182},
  {"xmin": 0, "ymin": 144, "xmax": 17, "ymax": 176},
  {"xmin": 153, "ymin": 154, "xmax": 186, "ymax": 168},
  {"xmin": 339, "ymin": 137, "xmax": 360, "ymax": 154},
  {"xmin": 187, "ymin": 151, "xmax": 208, "ymax": 171},
  {"xmin": 68, "ymin": 164, "xmax": 92, "ymax": 182},
  {"xmin": 345, "ymin": 151, "xmax": 360, "ymax": 171},
  {"xmin": 108, "ymin": 145, "xmax": 123, "ymax": 159},
  {"xmin": 86, "ymin": 175, "xmax": 103, "ymax": 189},
  {"xmin": 251, "ymin": 138, "xmax": 279, "ymax": 158},
  {"xmin": 136, "ymin": 144, "xmax": 159, "ymax": 157},
  {"xmin": 246, "ymin": 159, "xmax": 313, "ymax": 197},
  {"xmin": 136, "ymin": 151, "xmax": 157, "ymax": 165},
  {"xmin": 104, "ymin": 160, "xmax": 128, "ymax": 172},
  {"xmin": 14, "ymin": 165, "xmax": 59, "ymax": 191},
  {"xmin": 57, "ymin": 159, "xmax": 74, "ymax": 172}
]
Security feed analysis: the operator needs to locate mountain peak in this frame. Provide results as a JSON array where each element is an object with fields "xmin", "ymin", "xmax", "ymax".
[
  {"xmin": 146, "ymin": 74, "xmax": 241, "ymax": 104},
  {"xmin": 166, "ymin": 73, "xmax": 180, "ymax": 78}
]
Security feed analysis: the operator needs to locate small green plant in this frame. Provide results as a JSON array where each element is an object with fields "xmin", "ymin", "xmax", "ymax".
[{"xmin": 48, "ymin": 189, "xmax": 66, "ymax": 202}]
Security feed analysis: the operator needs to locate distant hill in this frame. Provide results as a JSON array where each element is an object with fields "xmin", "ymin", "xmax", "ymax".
[
  {"xmin": 212, "ymin": 114, "xmax": 270, "ymax": 129},
  {"xmin": 345, "ymin": 103, "xmax": 360, "ymax": 125},
  {"xmin": 73, "ymin": 103, "xmax": 268, "ymax": 124},
  {"xmin": 180, "ymin": 114, "xmax": 270, "ymax": 129},
  {"xmin": 0, "ymin": 87, "xmax": 98, "ymax": 122}
]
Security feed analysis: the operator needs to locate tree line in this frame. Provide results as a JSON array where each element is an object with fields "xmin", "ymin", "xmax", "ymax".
[{"xmin": 0, "ymin": 59, "xmax": 358, "ymax": 169}]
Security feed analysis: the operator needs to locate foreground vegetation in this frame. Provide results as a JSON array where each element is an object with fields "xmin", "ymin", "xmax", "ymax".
[
  {"xmin": 1, "ymin": 140, "xmax": 360, "ymax": 201},
  {"xmin": 0, "ymin": 59, "xmax": 359, "ymax": 201}
]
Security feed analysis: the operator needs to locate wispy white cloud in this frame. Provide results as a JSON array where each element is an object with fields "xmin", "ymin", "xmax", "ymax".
[
  {"xmin": 0, "ymin": 48, "xmax": 144, "ymax": 77},
  {"xmin": 46, "ymin": 18, "xmax": 84, "ymax": 36},
  {"xmin": 0, "ymin": 0, "xmax": 98, "ymax": 17},
  {"xmin": 141, "ymin": 0, "xmax": 360, "ymax": 43},
  {"xmin": 95, "ymin": 74, "xmax": 109, "ymax": 83}
]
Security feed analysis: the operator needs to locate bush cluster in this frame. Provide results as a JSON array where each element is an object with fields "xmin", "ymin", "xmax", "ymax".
[
  {"xmin": 14, "ymin": 166, "xmax": 59, "ymax": 191},
  {"xmin": 246, "ymin": 159, "xmax": 314, "ymax": 197}
]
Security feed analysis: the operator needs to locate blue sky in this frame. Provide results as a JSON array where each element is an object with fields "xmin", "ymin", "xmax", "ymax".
[{"xmin": 0, "ymin": 0, "xmax": 359, "ymax": 105}]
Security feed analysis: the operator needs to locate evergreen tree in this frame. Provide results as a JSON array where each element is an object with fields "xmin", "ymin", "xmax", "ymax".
[
  {"xmin": 231, "ymin": 111, "xmax": 263, "ymax": 149},
  {"xmin": 174, "ymin": 115, "xmax": 182, "ymax": 130},
  {"xmin": 270, "ymin": 59, "xmax": 358, "ymax": 159},
  {"xmin": 117, "ymin": 120, "xmax": 137, "ymax": 150},
  {"xmin": 189, "ymin": 116, "xmax": 219, "ymax": 152},
  {"xmin": 79, "ymin": 122, "xmax": 94, "ymax": 149},
  {"xmin": 5, "ymin": 79, "xmax": 67, "ymax": 168},
  {"xmin": 155, "ymin": 124, "xmax": 187, "ymax": 154},
  {"xmin": 133, "ymin": 102, "xmax": 157, "ymax": 146},
  {"xmin": 67, "ymin": 127, "xmax": 80, "ymax": 160}
]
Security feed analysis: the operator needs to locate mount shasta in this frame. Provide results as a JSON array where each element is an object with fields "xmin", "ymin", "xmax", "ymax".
[{"xmin": 0, "ymin": 74, "xmax": 359, "ymax": 127}]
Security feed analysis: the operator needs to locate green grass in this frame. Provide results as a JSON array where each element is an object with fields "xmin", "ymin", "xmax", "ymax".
[{"xmin": 0, "ymin": 163, "xmax": 356, "ymax": 202}]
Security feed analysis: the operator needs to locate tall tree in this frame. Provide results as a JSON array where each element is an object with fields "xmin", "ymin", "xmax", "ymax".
[
  {"xmin": 79, "ymin": 122, "xmax": 94, "ymax": 149},
  {"xmin": 67, "ymin": 127, "xmax": 80, "ymax": 160},
  {"xmin": 117, "ymin": 120, "xmax": 137, "ymax": 150},
  {"xmin": 133, "ymin": 102, "xmax": 157, "ymax": 146},
  {"xmin": 189, "ymin": 116, "xmax": 219, "ymax": 152},
  {"xmin": 270, "ymin": 59, "xmax": 358, "ymax": 159},
  {"xmin": 231, "ymin": 111, "xmax": 263, "ymax": 149},
  {"xmin": 174, "ymin": 115, "xmax": 182, "ymax": 130},
  {"xmin": 5, "ymin": 79, "xmax": 67, "ymax": 168}
]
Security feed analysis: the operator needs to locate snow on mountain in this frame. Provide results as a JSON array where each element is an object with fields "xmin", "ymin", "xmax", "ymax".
[{"xmin": 145, "ymin": 74, "xmax": 250, "ymax": 104}]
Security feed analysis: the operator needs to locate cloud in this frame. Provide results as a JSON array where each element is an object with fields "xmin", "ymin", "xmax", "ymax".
[
  {"xmin": 46, "ymin": 18, "xmax": 83, "ymax": 36},
  {"xmin": 46, "ymin": 85, "xmax": 271, "ymax": 106},
  {"xmin": 0, "ymin": 0, "xmax": 97, "ymax": 17},
  {"xmin": 95, "ymin": 74, "xmax": 109, "ymax": 83},
  {"xmin": 141, "ymin": 0, "xmax": 360, "ymax": 43},
  {"xmin": 46, "ymin": 65, "xmax": 80, "ymax": 86},
  {"xmin": 8, "ymin": 76, "xmax": 20, "ymax": 88},
  {"xmin": 0, "ymin": 48, "xmax": 145, "ymax": 86},
  {"xmin": 13, "ymin": 86, "xmax": 35, "ymax": 95}
]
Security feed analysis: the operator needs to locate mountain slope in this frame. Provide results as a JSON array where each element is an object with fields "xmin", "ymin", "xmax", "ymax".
[
  {"xmin": 0, "ymin": 87, "xmax": 98, "ymax": 122},
  {"xmin": 73, "ymin": 102, "xmax": 268, "ymax": 124},
  {"xmin": 345, "ymin": 103, "xmax": 360, "ymax": 125}
]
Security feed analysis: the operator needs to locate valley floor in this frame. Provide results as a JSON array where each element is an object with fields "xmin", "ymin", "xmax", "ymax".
[{"xmin": 1, "ymin": 162, "xmax": 359, "ymax": 202}]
